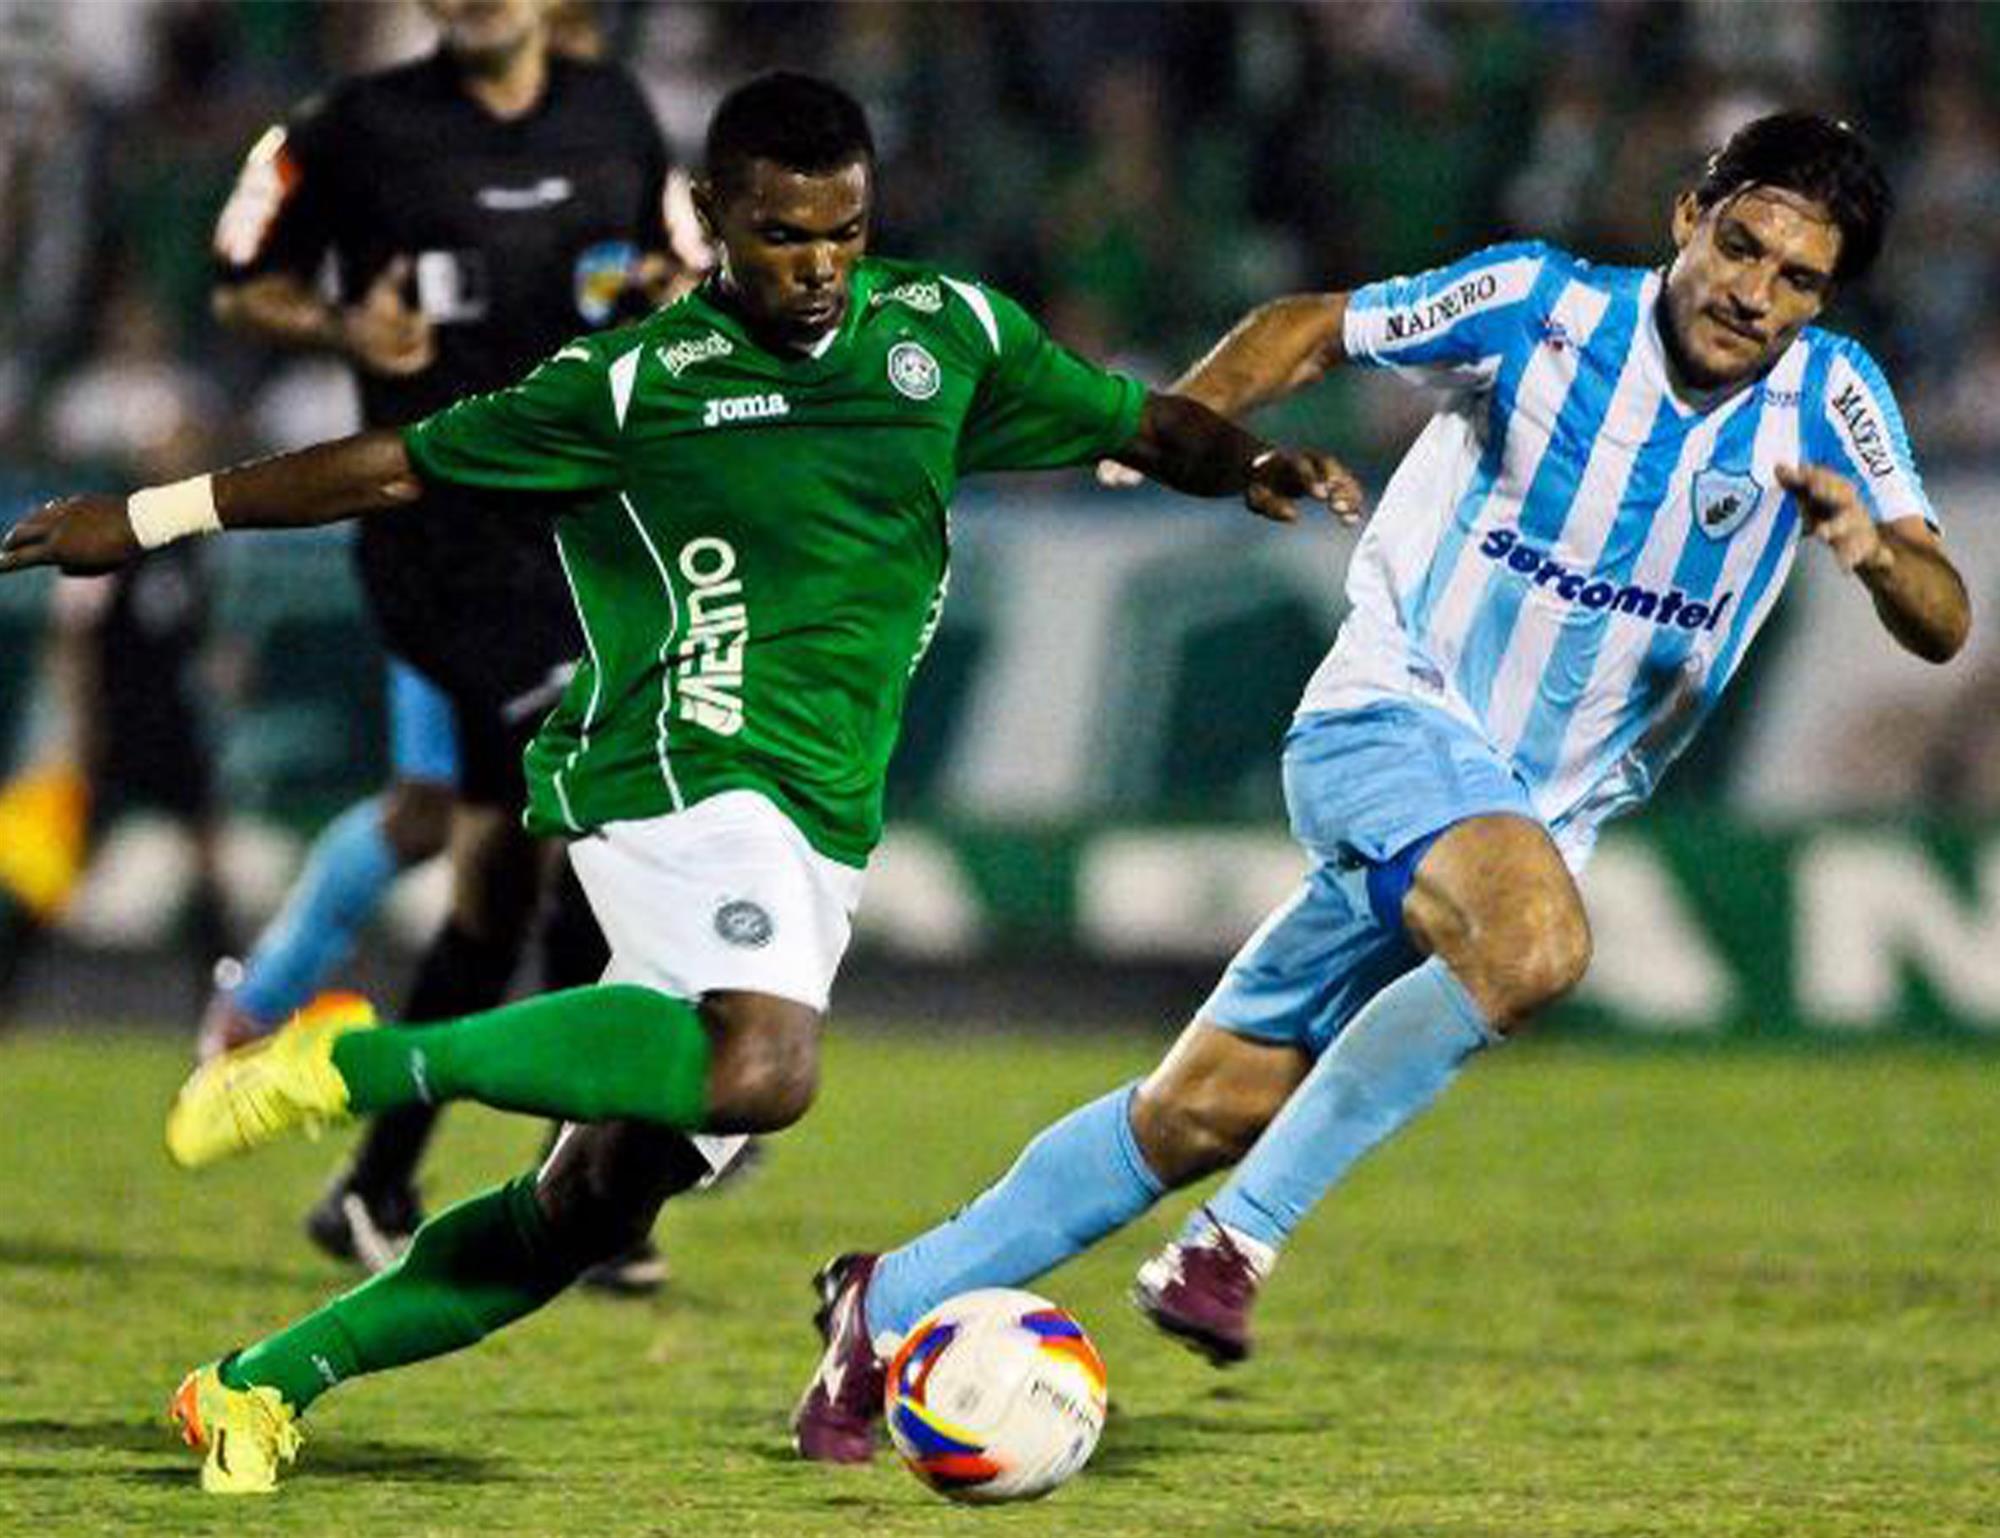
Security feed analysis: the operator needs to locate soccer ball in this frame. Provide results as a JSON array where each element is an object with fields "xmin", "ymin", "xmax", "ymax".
[{"xmin": 883, "ymin": 1288, "xmax": 1108, "ymax": 1504}]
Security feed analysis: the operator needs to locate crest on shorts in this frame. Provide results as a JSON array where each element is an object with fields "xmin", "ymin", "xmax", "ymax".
[
  {"xmin": 1691, "ymin": 467, "xmax": 1761, "ymax": 540},
  {"xmin": 714, "ymin": 899, "xmax": 774, "ymax": 949},
  {"xmin": 888, "ymin": 341, "xmax": 941, "ymax": 401}
]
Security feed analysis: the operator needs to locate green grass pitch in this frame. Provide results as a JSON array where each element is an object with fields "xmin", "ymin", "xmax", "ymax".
[{"xmin": 0, "ymin": 1024, "xmax": 1994, "ymax": 1536}]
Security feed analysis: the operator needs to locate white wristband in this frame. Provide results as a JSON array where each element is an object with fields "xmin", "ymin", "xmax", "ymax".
[{"xmin": 126, "ymin": 475, "xmax": 221, "ymax": 549}]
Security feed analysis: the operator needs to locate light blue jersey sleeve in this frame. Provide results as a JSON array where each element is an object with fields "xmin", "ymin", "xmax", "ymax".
[
  {"xmin": 1806, "ymin": 333, "xmax": 1938, "ymax": 529},
  {"xmin": 1342, "ymin": 241, "xmax": 1555, "ymax": 390}
]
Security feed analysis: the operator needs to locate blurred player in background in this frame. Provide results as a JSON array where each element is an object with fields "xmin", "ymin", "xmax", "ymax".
[
  {"xmin": 789, "ymin": 111, "xmax": 1973, "ymax": 1463},
  {"xmin": 3, "ymin": 70, "xmax": 1355, "ymax": 1495},
  {"xmin": 1, "ymin": 283, "xmax": 230, "ymax": 1013},
  {"xmin": 204, "ymin": 0, "xmax": 682, "ymax": 1288}
]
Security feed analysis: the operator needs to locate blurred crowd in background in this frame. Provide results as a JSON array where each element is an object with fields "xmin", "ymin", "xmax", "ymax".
[
  {"xmin": 6, "ymin": 0, "xmax": 2000, "ymax": 1008},
  {"xmin": 7, "ymin": 0, "xmax": 2000, "ymax": 490}
]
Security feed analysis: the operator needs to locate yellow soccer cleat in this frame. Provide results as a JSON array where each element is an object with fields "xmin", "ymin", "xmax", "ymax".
[
  {"xmin": 168, "ymin": 1361, "xmax": 304, "ymax": 1495},
  {"xmin": 165, "ymin": 996, "xmax": 377, "ymax": 1169}
]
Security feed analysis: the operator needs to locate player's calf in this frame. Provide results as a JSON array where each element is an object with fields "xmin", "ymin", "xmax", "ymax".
[
  {"xmin": 1129, "ymin": 1024, "xmax": 1310, "ymax": 1187},
  {"xmin": 535, "ymin": 1118, "xmax": 708, "ymax": 1274}
]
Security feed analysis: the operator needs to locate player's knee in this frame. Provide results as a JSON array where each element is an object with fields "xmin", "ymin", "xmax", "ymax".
[
  {"xmin": 1130, "ymin": 1082, "xmax": 1257, "ymax": 1187},
  {"xmin": 1483, "ymin": 894, "xmax": 1592, "ymax": 1031},
  {"xmin": 700, "ymin": 1001, "xmax": 821, "ymax": 1132}
]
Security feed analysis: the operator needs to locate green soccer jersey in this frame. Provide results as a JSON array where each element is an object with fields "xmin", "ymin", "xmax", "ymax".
[{"xmin": 402, "ymin": 257, "xmax": 1146, "ymax": 866}]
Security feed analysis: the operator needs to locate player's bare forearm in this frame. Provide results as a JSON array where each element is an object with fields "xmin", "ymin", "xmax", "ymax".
[
  {"xmin": 1171, "ymin": 293, "xmax": 1349, "ymax": 416},
  {"xmin": 218, "ymin": 430, "xmax": 424, "ymax": 530},
  {"xmin": 1118, "ymin": 393, "xmax": 1361, "ymax": 524},
  {"xmin": 1122, "ymin": 393, "xmax": 1273, "ymax": 495},
  {"xmin": 0, "ymin": 431, "xmax": 423, "ymax": 577},
  {"xmin": 1860, "ymin": 522, "xmax": 1971, "ymax": 664},
  {"xmin": 212, "ymin": 272, "xmax": 345, "ymax": 354}
]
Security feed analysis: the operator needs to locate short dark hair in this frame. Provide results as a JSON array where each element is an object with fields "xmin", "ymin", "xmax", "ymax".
[
  {"xmin": 1694, "ymin": 111, "xmax": 1892, "ymax": 284},
  {"xmin": 704, "ymin": 71, "xmax": 875, "ymax": 199}
]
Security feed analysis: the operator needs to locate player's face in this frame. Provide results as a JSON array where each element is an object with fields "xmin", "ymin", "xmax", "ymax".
[
  {"xmin": 1663, "ymin": 187, "xmax": 1841, "ymax": 389},
  {"xmin": 702, "ymin": 159, "xmax": 871, "ymax": 349},
  {"xmin": 426, "ymin": 0, "xmax": 548, "ymax": 64}
]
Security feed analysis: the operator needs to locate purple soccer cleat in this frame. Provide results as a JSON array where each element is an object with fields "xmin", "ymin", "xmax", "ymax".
[
  {"xmin": 791, "ymin": 1252, "xmax": 887, "ymax": 1463},
  {"xmin": 1131, "ymin": 1210, "xmax": 1266, "ymax": 1366}
]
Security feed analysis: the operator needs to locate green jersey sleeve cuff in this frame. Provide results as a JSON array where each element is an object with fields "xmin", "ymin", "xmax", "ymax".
[
  {"xmin": 401, "ymin": 418, "xmax": 450, "ymax": 485},
  {"xmin": 1104, "ymin": 372, "xmax": 1148, "ymax": 458}
]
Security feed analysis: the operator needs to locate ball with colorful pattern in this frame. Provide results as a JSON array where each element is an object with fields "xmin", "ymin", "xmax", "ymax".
[{"xmin": 883, "ymin": 1288, "xmax": 1109, "ymax": 1504}]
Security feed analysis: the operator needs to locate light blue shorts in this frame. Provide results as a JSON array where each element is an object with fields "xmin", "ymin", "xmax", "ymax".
[
  {"xmin": 387, "ymin": 656, "xmax": 460, "ymax": 786},
  {"xmin": 1200, "ymin": 701, "xmax": 1536, "ymax": 1057}
]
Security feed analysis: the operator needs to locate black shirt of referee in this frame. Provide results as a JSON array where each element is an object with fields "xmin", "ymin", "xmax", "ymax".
[{"xmin": 213, "ymin": 47, "xmax": 670, "ymax": 801}]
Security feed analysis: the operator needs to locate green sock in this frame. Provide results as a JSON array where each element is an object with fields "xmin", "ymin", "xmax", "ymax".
[
  {"xmin": 331, "ymin": 983, "xmax": 711, "ymax": 1127},
  {"xmin": 224, "ymin": 1174, "xmax": 569, "ymax": 1413}
]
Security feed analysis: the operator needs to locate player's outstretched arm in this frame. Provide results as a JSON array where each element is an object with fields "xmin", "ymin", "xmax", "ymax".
[
  {"xmin": 0, "ymin": 429, "xmax": 425, "ymax": 577},
  {"xmin": 1777, "ymin": 462, "xmax": 1970, "ymax": 664},
  {"xmin": 1117, "ymin": 392, "xmax": 1362, "ymax": 525},
  {"xmin": 1171, "ymin": 292, "xmax": 1351, "ymax": 417}
]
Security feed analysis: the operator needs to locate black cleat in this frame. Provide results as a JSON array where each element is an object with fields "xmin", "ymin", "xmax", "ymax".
[
  {"xmin": 577, "ymin": 1238, "xmax": 671, "ymax": 1296},
  {"xmin": 304, "ymin": 1176, "xmax": 422, "ymax": 1273}
]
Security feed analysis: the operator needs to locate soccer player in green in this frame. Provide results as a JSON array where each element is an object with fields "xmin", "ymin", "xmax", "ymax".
[{"xmin": 0, "ymin": 72, "xmax": 1359, "ymax": 1495}]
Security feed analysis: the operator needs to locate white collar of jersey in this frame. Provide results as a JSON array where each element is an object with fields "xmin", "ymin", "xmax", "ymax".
[{"xmin": 802, "ymin": 326, "xmax": 840, "ymax": 360}]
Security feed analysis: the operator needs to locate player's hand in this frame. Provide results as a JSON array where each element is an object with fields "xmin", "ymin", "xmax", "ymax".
[
  {"xmin": 1245, "ymin": 447, "xmax": 1365, "ymax": 526},
  {"xmin": 342, "ymin": 256, "xmax": 435, "ymax": 378},
  {"xmin": 0, "ymin": 495, "xmax": 142, "ymax": 576},
  {"xmin": 1778, "ymin": 462, "xmax": 1891, "ymax": 577}
]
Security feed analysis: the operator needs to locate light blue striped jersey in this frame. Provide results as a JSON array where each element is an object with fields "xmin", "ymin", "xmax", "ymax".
[{"xmin": 1300, "ymin": 241, "xmax": 1936, "ymax": 862}]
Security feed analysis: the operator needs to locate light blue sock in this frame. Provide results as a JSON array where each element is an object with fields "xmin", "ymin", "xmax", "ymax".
[
  {"xmin": 867, "ymin": 1082, "xmax": 1165, "ymax": 1338},
  {"xmin": 1202, "ymin": 957, "xmax": 1497, "ymax": 1252},
  {"xmin": 236, "ymin": 797, "xmax": 403, "ymax": 1026}
]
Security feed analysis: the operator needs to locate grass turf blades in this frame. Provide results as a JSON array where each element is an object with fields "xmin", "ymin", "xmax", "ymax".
[{"xmin": 0, "ymin": 1025, "xmax": 1993, "ymax": 1535}]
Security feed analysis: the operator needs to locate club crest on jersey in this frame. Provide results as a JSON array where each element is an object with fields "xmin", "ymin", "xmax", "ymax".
[
  {"xmin": 1691, "ymin": 467, "xmax": 1761, "ymax": 539},
  {"xmin": 574, "ymin": 241, "xmax": 640, "ymax": 327},
  {"xmin": 888, "ymin": 341, "xmax": 941, "ymax": 401}
]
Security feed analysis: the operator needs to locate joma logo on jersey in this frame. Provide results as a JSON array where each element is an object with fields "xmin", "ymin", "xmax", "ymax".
[
  {"xmin": 658, "ymin": 332, "xmax": 734, "ymax": 377},
  {"xmin": 1478, "ymin": 529, "xmax": 1734, "ymax": 633},
  {"xmin": 673, "ymin": 537, "xmax": 747, "ymax": 735},
  {"xmin": 1830, "ymin": 382, "xmax": 1895, "ymax": 479},
  {"xmin": 1383, "ymin": 273, "xmax": 1500, "ymax": 342},
  {"xmin": 701, "ymin": 392, "xmax": 790, "ymax": 429}
]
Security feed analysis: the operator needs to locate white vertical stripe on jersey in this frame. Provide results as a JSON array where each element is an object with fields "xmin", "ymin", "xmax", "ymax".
[
  {"xmin": 1521, "ymin": 399, "xmax": 1736, "ymax": 812},
  {"xmin": 1415, "ymin": 278, "xmax": 1612, "ymax": 704},
  {"xmin": 1543, "ymin": 347, "xmax": 1809, "ymax": 822},
  {"xmin": 1481, "ymin": 306, "xmax": 1677, "ymax": 757}
]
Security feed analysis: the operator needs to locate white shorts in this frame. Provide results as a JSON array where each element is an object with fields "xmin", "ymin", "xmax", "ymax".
[
  {"xmin": 559, "ymin": 790, "xmax": 867, "ymax": 1183},
  {"xmin": 568, "ymin": 789, "xmax": 866, "ymax": 1010}
]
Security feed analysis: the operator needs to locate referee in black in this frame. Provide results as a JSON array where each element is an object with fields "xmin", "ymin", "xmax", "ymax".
[{"xmin": 211, "ymin": 0, "xmax": 693, "ymax": 1292}]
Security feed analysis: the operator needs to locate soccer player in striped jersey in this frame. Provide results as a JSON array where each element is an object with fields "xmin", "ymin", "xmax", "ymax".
[
  {"xmin": 0, "ymin": 72, "xmax": 1354, "ymax": 1493},
  {"xmin": 788, "ymin": 111, "xmax": 1972, "ymax": 1463}
]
